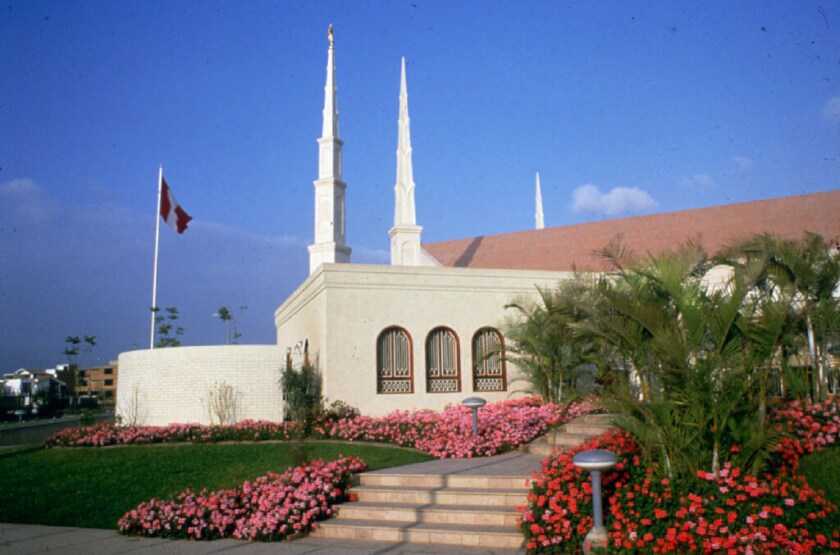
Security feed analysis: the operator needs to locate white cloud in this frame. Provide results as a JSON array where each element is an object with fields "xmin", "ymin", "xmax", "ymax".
[
  {"xmin": 0, "ymin": 177, "xmax": 42, "ymax": 196},
  {"xmin": 571, "ymin": 184, "xmax": 658, "ymax": 217},
  {"xmin": 823, "ymin": 96, "xmax": 840, "ymax": 120},
  {"xmin": 678, "ymin": 174, "xmax": 717, "ymax": 190},
  {"xmin": 0, "ymin": 177, "xmax": 57, "ymax": 222},
  {"xmin": 731, "ymin": 156, "xmax": 754, "ymax": 171}
]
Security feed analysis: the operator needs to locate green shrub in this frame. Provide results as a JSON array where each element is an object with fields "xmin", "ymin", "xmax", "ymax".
[{"xmin": 79, "ymin": 409, "xmax": 96, "ymax": 427}]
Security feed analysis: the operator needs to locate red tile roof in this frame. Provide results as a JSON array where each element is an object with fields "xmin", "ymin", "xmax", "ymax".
[{"xmin": 423, "ymin": 190, "xmax": 840, "ymax": 272}]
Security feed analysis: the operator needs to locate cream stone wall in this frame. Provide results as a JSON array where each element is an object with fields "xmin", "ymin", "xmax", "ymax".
[
  {"xmin": 117, "ymin": 346, "xmax": 284, "ymax": 426},
  {"xmin": 275, "ymin": 264, "xmax": 572, "ymax": 416}
]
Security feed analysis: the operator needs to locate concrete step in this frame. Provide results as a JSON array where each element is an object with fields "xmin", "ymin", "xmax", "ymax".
[
  {"xmin": 523, "ymin": 433, "xmax": 593, "ymax": 456},
  {"xmin": 525, "ymin": 442, "xmax": 559, "ymax": 456},
  {"xmin": 558, "ymin": 422, "xmax": 616, "ymax": 436},
  {"xmin": 313, "ymin": 518, "xmax": 524, "ymax": 548},
  {"xmin": 353, "ymin": 484, "xmax": 525, "ymax": 507},
  {"xmin": 575, "ymin": 413, "xmax": 617, "ymax": 425},
  {"xmin": 337, "ymin": 501, "xmax": 520, "ymax": 527},
  {"xmin": 538, "ymin": 432, "xmax": 597, "ymax": 446},
  {"xmin": 522, "ymin": 415, "xmax": 619, "ymax": 456},
  {"xmin": 359, "ymin": 472, "xmax": 529, "ymax": 491}
]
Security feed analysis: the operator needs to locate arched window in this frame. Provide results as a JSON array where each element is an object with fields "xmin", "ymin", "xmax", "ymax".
[
  {"xmin": 472, "ymin": 328, "xmax": 506, "ymax": 392},
  {"xmin": 426, "ymin": 327, "xmax": 460, "ymax": 393},
  {"xmin": 377, "ymin": 327, "xmax": 413, "ymax": 394}
]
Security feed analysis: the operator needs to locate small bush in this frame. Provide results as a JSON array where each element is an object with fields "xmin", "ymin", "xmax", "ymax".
[
  {"xmin": 323, "ymin": 400, "xmax": 360, "ymax": 421},
  {"xmin": 79, "ymin": 409, "xmax": 96, "ymax": 427},
  {"xmin": 280, "ymin": 361, "xmax": 322, "ymax": 429}
]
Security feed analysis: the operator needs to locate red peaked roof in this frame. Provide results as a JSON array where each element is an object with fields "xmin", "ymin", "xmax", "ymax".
[{"xmin": 423, "ymin": 190, "xmax": 840, "ymax": 272}]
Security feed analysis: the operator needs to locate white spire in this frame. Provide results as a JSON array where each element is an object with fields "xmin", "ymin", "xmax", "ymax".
[
  {"xmin": 309, "ymin": 24, "xmax": 351, "ymax": 274},
  {"xmin": 389, "ymin": 58, "xmax": 435, "ymax": 267},
  {"xmin": 321, "ymin": 24, "xmax": 338, "ymax": 140},
  {"xmin": 394, "ymin": 57, "xmax": 416, "ymax": 226},
  {"xmin": 535, "ymin": 172, "xmax": 545, "ymax": 230}
]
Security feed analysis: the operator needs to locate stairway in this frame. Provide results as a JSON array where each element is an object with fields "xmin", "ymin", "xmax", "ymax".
[
  {"xmin": 314, "ymin": 469, "xmax": 528, "ymax": 548},
  {"xmin": 313, "ymin": 414, "xmax": 618, "ymax": 549},
  {"xmin": 523, "ymin": 413, "xmax": 617, "ymax": 457}
]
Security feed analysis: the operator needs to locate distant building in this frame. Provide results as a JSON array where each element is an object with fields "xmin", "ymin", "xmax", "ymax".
[
  {"xmin": 76, "ymin": 361, "xmax": 119, "ymax": 405},
  {"xmin": 1, "ymin": 368, "xmax": 66, "ymax": 415}
]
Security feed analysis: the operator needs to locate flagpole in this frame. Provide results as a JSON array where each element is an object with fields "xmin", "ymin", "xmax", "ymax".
[{"xmin": 150, "ymin": 164, "xmax": 163, "ymax": 349}]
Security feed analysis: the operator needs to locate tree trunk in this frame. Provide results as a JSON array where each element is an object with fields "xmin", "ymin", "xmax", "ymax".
[{"xmin": 806, "ymin": 315, "xmax": 818, "ymax": 402}]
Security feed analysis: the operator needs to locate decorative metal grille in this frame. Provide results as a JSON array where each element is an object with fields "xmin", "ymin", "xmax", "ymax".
[
  {"xmin": 428, "ymin": 378, "xmax": 460, "ymax": 392},
  {"xmin": 473, "ymin": 328, "xmax": 506, "ymax": 392},
  {"xmin": 475, "ymin": 377, "xmax": 504, "ymax": 391},
  {"xmin": 379, "ymin": 379, "xmax": 412, "ymax": 393}
]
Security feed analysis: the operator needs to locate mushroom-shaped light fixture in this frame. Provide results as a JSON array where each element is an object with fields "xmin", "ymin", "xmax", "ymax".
[
  {"xmin": 573, "ymin": 449, "xmax": 618, "ymax": 553},
  {"xmin": 461, "ymin": 397, "xmax": 487, "ymax": 437}
]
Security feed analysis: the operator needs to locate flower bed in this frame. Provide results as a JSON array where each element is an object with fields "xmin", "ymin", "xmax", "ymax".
[
  {"xmin": 46, "ymin": 398, "xmax": 596, "ymax": 458},
  {"xmin": 315, "ymin": 397, "xmax": 595, "ymax": 458},
  {"xmin": 520, "ymin": 400, "xmax": 840, "ymax": 554},
  {"xmin": 118, "ymin": 456, "xmax": 365, "ymax": 541},
  {"xmin": 773, "ymin": 400, "xmax": 839, "ymax": 471},
  {"xmin": 45, "ymin": 419, "xmax": 300, "ymax": 448}
]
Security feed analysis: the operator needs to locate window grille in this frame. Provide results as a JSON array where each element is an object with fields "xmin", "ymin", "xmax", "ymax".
[
  {"xmin": 472, "ymin": 328, "xmax": 506, "ymax": 392},
  {"xmin": 377, "ymin": 327, "xmax": 413, "ymax": 394},
  {"xmin": 426, "ymin": 327, "xmax": 460, "ymax": 393}
]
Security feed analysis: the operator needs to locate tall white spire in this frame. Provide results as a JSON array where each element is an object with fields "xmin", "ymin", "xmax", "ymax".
[
  {"xmin": 394, "ymin": 57, "xmax": 416, "ymax": 226},
  {"xmin": 309, "ymin": 24, "xmax": 351, "ymax": 274},
  {"xmin": 321, "ymin": 24, "xmax": 338, "ymax": 140},
  {"xmin": 535, "ymin": 171, "xmax": 545, "ymax": 230},
  {"xmin": 390, "ymin": 58, "xmax": 434, "ymax": 267}
]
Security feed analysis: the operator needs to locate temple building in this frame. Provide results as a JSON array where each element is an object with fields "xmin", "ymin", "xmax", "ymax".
[{"xmin": 117, "ymin": 28, "xmax": 840, "ymax": 425}]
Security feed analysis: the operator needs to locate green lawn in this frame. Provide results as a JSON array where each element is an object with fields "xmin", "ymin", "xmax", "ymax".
[
  {"xmin": 799, "ymin": 448, "xmax": 840, "ymax": 507},
  {"xmin": 0, "ymin": 442, "xmax": 432, "ymax": 529}
]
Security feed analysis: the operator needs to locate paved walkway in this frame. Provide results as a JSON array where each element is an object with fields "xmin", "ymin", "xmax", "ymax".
[
  {"xmin": 0, "ymin": 523, "xmax": 525, "ymax": 554},
  {"xmin": 365, "ymin": 451, "xmax": 543, "ymax": 479},
  {"xmin": 0, "ymin": 452, "xmax": 541, "ymax": 554}
]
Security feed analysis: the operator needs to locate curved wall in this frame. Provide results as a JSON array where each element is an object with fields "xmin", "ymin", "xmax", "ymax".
[{"xmin": 117, "ymin": 346, "xmax": 284, "ymax": 426}]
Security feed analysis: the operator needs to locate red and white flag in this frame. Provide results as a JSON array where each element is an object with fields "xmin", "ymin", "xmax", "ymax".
[{"xmin": 160, "ymin": 177, "xmax": 192, "ymax": 233}]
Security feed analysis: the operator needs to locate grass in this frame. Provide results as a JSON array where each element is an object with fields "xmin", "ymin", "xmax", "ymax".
[
  {"xmin": 0, "ymin": 441, "xmax": 432, "ymax": 529},
  {"xmin": 799, "ymin": 448, "xmax": 840, "ymax": 507}
]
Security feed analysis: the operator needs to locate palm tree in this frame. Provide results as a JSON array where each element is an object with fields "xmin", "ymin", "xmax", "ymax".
[
  {"xmin": 723, "ymin": 233, "xmax": 840, "ymax": 401},
  {"xmin": 560, "ymin": 240, "xmax": 792, "ymax": 479},
  {"xmin": 504, "ymin": 286, "xmax": 595, "ymax": 404}
]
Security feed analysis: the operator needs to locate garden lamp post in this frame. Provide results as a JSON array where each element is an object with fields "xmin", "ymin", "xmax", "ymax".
[
  {"xmin": 572, "ymin": 449, "xmax": 618, "ymax": 554},
  {"xmin": 461, "ymin": 397, "xmax": 486, "ymax": 436}
]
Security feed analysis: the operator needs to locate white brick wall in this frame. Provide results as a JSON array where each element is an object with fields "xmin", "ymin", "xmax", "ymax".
[{"xmin": 117, "ymin": 346, "xmax": 284, "ymax": 426}]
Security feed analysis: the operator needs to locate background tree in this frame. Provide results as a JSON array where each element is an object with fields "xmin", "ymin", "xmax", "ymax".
[
  {"xmin": 151, "ymin": 307, "xmax": 183, "ymax": 348},
  {"xmin": 62, "ymin": 335, "xmax": 96, "ymax": 407},
  {"xmin": 216, "ymin": 307, "xmax": 233, "ymax": 344},
  {"xmin": 215, "ymin": 305, "xmax": 247, "ymax": 344}
]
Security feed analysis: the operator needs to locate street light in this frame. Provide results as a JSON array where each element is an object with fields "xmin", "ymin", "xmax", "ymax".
[
  {"xmin": 572, "ymin": 449, "xmax": 618, "ymax": 554},
  {"xmin": 461, "ymin": 397, "xmax": 486, "ymax": 436}
]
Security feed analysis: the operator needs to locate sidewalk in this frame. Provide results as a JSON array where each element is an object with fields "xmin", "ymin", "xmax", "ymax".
[{"xmin": 0, "ymin": 523, "xmax": 524, "ymax": 554}]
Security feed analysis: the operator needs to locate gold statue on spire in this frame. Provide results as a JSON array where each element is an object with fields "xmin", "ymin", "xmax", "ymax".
[{"xmin": 328, "ymin": 24, "xmax": 334, "ymax": 48}]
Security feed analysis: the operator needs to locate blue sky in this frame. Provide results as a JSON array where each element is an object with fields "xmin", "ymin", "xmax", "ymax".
[{"xmin": 2, "ymin": 1, "xmax": 838, "ymax": 371}]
